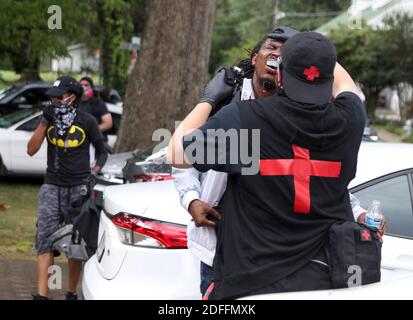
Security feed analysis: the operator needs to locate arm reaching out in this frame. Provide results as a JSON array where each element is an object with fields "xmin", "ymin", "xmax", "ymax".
[
  {"xmin": 167, "ymin": 102, "xmax": 212, "ymax": 168},
  {"xmin": 99, "ymin": 113, "xmax": 113, "ymax": 132},
  {"xmin": 332, "ymin": 63, "xmax": 360, "ymax": 99},
  {"xmin": 167, "ymin": 67, "xmax": 240, "ymax": 168}
]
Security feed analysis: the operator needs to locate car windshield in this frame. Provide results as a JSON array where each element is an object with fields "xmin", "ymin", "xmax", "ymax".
[
  {"xmin": 0, "ymin": 107, "xmax": 40, "ymax": 128},
  {"xmin": 0, "ymin": 86, "xmax": 19, "ymax": 102}
]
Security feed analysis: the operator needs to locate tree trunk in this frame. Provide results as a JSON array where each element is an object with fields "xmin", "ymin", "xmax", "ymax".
[
  {"xmin": 115, "ymin": 0, "xmax": 216, "ymax": 152},
  {"xmin": 19, "ymin": 58, "xmax": 41, "ymax": 82},
  {"xmin": 364, "ymin": 87, "xmax": 380, "ymax": 120},
  {"xmin": 397, "ymin": 83, "xmax": 413, "ymax": 122},
  {"xmin": 96, "ymin": 0, "xmax": 116, "ymax": 89},
  {"xmin": 10, "ymin": 48, "xmax": 41, "ymax": 82}
]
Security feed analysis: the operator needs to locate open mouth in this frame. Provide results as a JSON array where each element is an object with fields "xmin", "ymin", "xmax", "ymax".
[{"xmin": 266, "ymin": 59, "xmax": 278, "ymax": 70}]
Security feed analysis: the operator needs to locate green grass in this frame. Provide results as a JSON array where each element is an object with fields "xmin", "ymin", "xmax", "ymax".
[
  {"xmin": 0, "ymin": 178, "xmax": 75, "ymax": 263},
  {"xmin": 0, "ymin": 70, "xmax": 20, "ymax": 85},
  {"xmin": 0, "ymin": 178, "xmax": 41, "ymax": 260},
  {"xmin": 402, "ymin": 133, "xmax": 413, "ymax": 143},
  {"xmin": 385, "ymin": 123, "xmax": 404, "ymax": 136},
  {"xmin": 0, "ymin": 70, "xmax": 100, "ymax": 90},
  {"xmin": 373, "ymin": 121, "xmax": 413, "ymax": 143}
]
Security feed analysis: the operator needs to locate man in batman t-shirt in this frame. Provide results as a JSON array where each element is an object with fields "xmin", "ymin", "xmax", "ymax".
[{"xmin": 28, "ymin": 76, "xmax": 108, "ymax": 300}]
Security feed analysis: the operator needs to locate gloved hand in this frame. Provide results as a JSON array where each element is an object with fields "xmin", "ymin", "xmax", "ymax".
[
  {"xmin": 199, "ymin": 67, "xmax": 243, "ymax": 111},
  {"xmin": 42, "ymin": 106, "xmax": 54, "ymax": 123}
]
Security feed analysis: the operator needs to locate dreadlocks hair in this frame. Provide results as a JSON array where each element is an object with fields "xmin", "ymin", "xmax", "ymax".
[{"xmin": 237, "ymin": 36, "xmax": 268, "ymax": 79}]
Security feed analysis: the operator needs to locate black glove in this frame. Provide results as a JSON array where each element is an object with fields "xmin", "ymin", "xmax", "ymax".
[
  {"xmin": 41, "ymin": 105, "xmax": 54, "ymax": 124},
  {"xmin": 199, "ymin": 67, "xmax": 243, "ymax": 111}
]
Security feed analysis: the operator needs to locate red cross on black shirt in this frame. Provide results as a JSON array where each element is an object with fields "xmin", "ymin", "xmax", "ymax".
[{"xmin": 260, "ymin": 145, "xmax": 342, "ymax": 214}]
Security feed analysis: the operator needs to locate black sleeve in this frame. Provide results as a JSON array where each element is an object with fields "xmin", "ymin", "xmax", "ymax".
[
  {"xmin": 94, "ymin": 140, "xmax": 108, "ymax": 168},
  {"xmin": 95, "ymin": 98, "xmax": 110, "ymax": 118},
  {"xmin": 87, "ymin": 115, "xmax": 108, "ymax": 168},
  {"xmin": 182, "ymin": 102, "xmax": 242, "ymax": 174},
  {"xmin": 335, "ymin": 92, "xmax": 367, "ymax": 125}
]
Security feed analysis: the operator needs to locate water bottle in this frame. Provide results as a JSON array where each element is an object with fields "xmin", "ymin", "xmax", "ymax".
[{"xmin": 365, "ymin": 200, "xmax": 383, "ymax": 229}]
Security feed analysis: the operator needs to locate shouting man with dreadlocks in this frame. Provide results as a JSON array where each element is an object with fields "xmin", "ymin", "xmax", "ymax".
[
  {"xmin": 27, "ymin": 76, "xmax": 108, "ymax": 300},
  {"xmin": 171, "ymin": 27, "xmax": 376, "ymax": 298}
]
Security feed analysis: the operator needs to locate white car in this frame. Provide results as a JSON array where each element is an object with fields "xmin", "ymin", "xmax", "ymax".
[
  {"xmin": 0, "ymin": 103, "xmax": 122, "ymax": 176},
  {"xmin": 82, "ymin": 142, "xmax": 413, "ymax": 300}
]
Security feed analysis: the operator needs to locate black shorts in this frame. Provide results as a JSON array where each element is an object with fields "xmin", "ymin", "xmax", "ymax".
[{"xmin": 35, "ymin": 184, "xmax": 81, "ymax": 255}]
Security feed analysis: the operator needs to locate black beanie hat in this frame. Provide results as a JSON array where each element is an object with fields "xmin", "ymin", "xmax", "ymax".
[{"xmin": 80, "ymin": 76, "xmax": 94, "ymax": 88}]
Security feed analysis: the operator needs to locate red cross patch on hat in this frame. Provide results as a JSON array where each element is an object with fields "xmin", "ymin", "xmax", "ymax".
[{"xmin": 303, "ymin": 66, "xmax": 320, "ymax": 81}]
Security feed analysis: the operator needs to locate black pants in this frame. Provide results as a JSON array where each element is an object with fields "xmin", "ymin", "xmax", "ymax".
[{"xmin": 232, "ymin": 247, "xmax": 332, "ymax": 299}]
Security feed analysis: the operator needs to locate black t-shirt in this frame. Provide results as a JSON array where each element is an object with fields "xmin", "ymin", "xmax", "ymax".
[
  {"xmin": 79, "ymin": 97, "xmax": 109, "ymax": 139},
  {"xmin": 183, "ymin": 92, "xmax": 366, "ymax": 299},
  {"xmin": 42, "ymin": 105, "xmax": 105, "ymax": 186}
]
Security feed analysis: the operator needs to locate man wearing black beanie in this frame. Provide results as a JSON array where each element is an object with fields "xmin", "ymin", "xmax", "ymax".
[{"xmin": 79, "ymin": 76, "xmax": 113, "ymax": 148}]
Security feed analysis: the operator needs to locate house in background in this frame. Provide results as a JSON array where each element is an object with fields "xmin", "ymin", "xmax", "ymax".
[
  {"xmin": 50, "ymin": 43, "xmax": 99, "ymax": 73},
  {"xmin": 316, "ymin": 0, "xmax": 413, "ymax": 122},
  {"xmin": 316, "ymin": 0, "xmax": 413, "ymax": 34}
]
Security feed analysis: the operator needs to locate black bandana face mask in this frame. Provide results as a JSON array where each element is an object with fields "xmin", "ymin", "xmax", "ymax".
[{"xmin": 54, "ymin": 102, "xmax": 77, "ymax": 138}]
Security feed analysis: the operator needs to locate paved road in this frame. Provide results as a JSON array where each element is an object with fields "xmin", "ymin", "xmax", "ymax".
[
  {"xmin": 375, "ymin": 127, "xmax": 402, "ymax": 143},
  {"xmin": 0, "ymin": 258, "xmax": 82, "ymax": 300}
]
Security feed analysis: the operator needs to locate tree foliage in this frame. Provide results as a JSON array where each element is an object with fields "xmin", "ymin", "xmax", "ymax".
[
  {"xmin": 330, "ymin": 25, "xmax": 390, "ymax": 116},
  {"xmin": 383, "ymin": 13, "xmax": 413, "ymax": 120},
  {"xmin": 89, "ymin": 0, "xmax": 148, "ymax": 96},
  {"xmin": 279, "ymin": 0, "xmax": 351, "ymax": 31},
  {"xmin": 94, "ymin": 0, "xmax": 133, "ymax": 96},
  {"xmin": 210, "ymin": 0, "xmax": 351, "ymax": 72},
  {"xmin": 383, "ymin": 13, "xmax": 413, "ymax": 86},
  {"xmin": 0, "ymin": 0, "xmax": 89, "ymax": 81},
  {"xmin": 210, "ymin": 0, "xmax": 273, "ymax": 72},
  {"xmin": 0, "ymin": 0, "xmax": 147, "ymax": 89},
  {"xmin": 330, "ymin": 12, "xmax": 413, "ymax": 119}
]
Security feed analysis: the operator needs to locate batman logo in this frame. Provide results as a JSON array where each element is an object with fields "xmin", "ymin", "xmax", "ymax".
[{"xmin": 47, "ymin": 125, "xmax": 86, "ymax": 148}]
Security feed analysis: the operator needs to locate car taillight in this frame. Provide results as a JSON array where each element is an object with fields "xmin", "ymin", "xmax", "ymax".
[
  {"xmin": 111, "ymin": 213, "xmax": 187, "ymax": 249},
  {"xmin": 133, "ymin": 173, "xmax": 173, "ymax": 182}
]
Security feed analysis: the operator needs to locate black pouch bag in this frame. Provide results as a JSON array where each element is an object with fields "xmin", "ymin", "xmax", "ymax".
[
  {"xmin": 70, "ymin": 175, "xmax": 100, "ymax": 258},
  {"xmin": 328, "ymin": 221, "xmax": 382, "ymax": 288}
]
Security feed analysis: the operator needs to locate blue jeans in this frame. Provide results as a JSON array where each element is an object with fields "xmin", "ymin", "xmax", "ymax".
[{"xmin": 200, "ymin": 262, "xmax": 214, "ymax": 295}]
